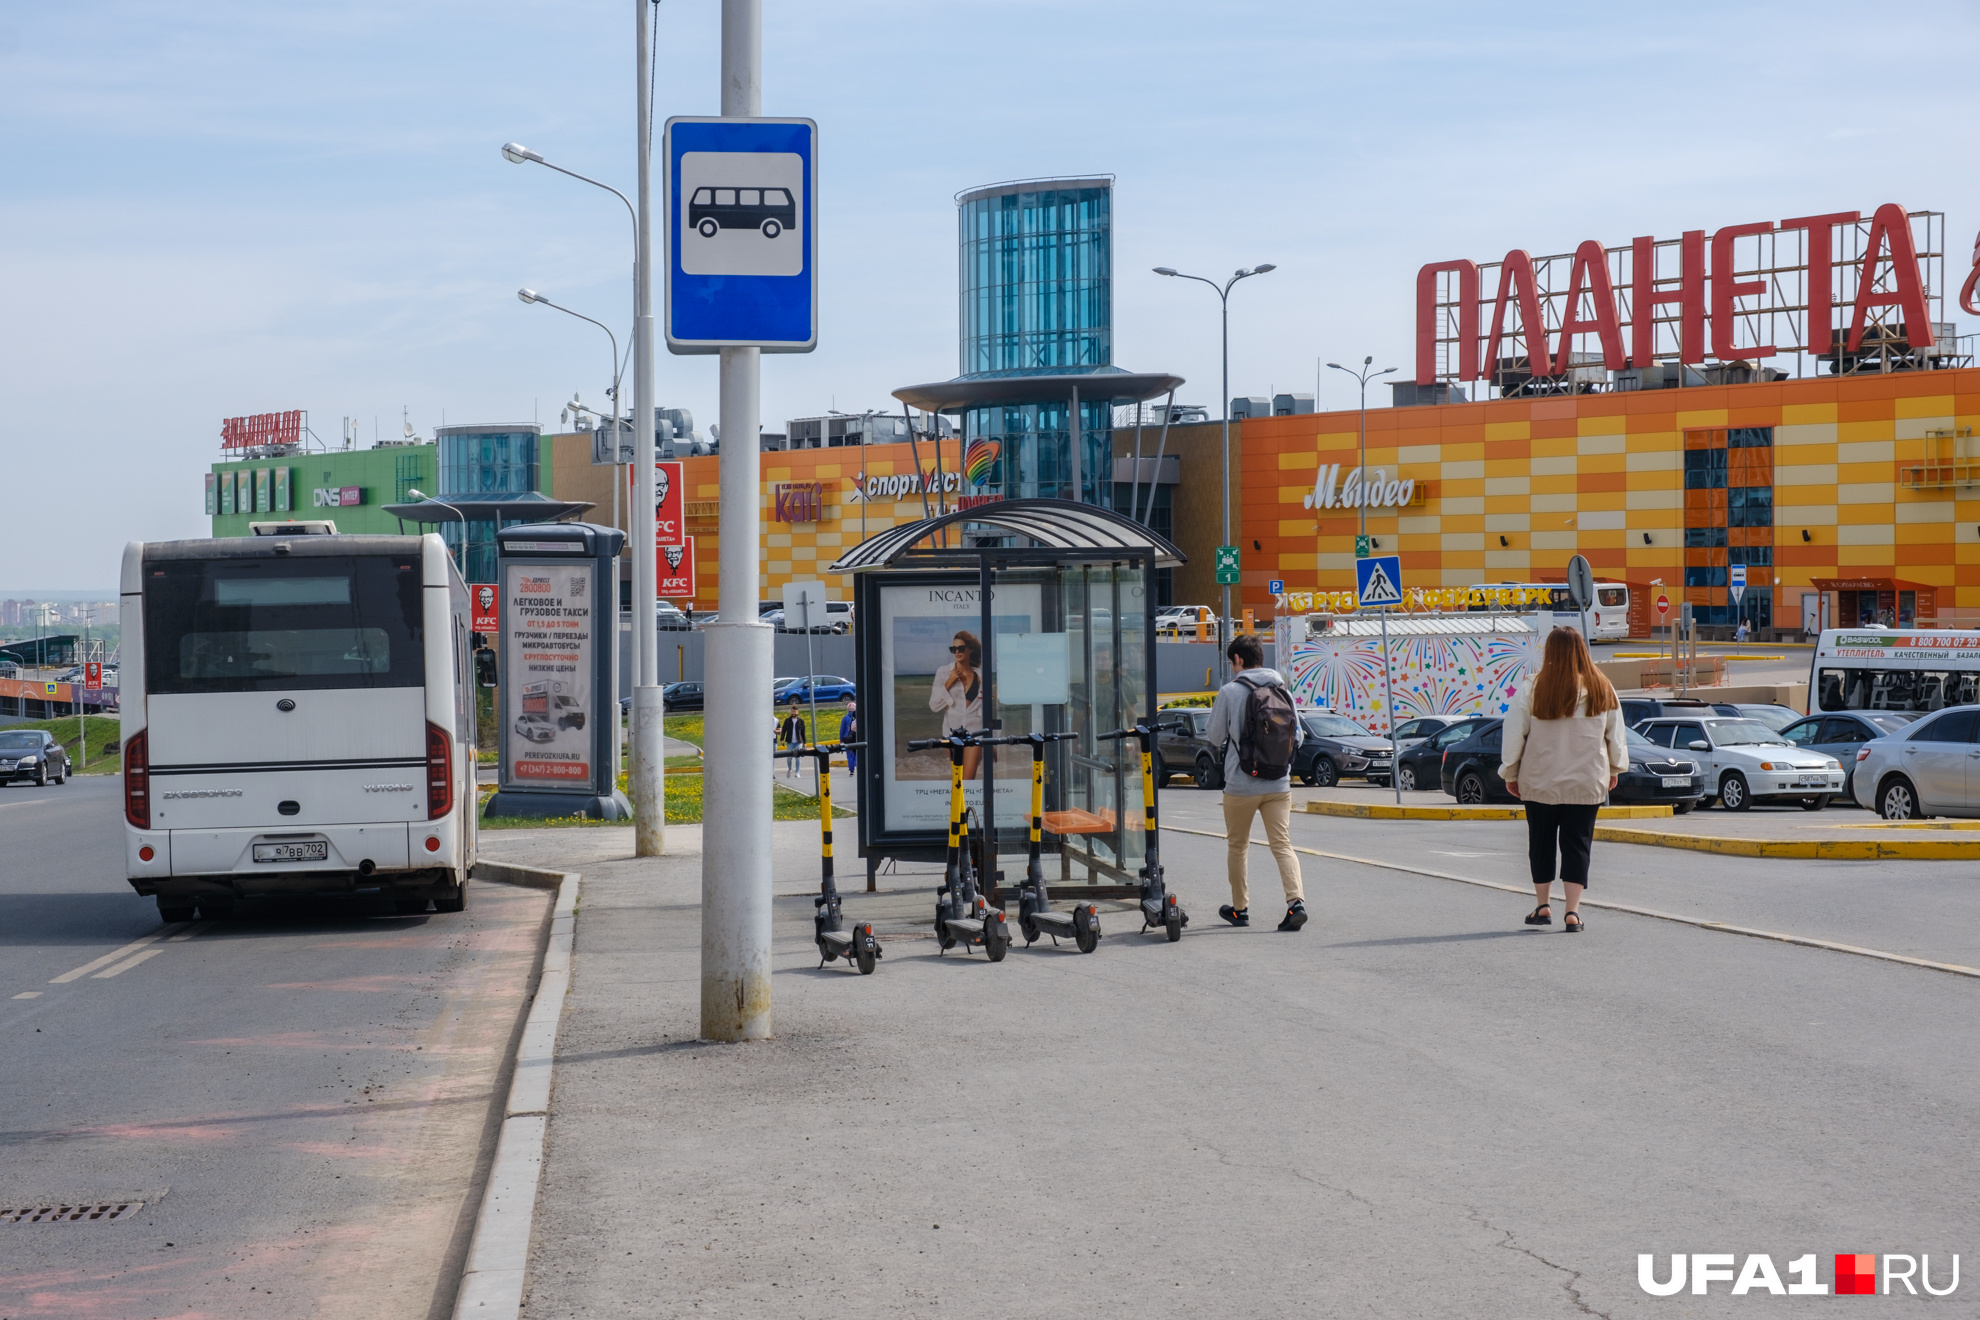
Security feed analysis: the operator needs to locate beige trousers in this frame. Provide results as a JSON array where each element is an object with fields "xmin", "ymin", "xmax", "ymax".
[{"xmin": 1222, "ymin": 791, "xmax": 1303, "ymax": 909}]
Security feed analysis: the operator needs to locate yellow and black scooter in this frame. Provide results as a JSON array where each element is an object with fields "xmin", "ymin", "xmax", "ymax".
[
  {"xmin": 905, "ymin": 727, "xmax": 1011, "ymax": 962},
  {"xmin": 1098, "ymin": 720, "xmax": 1188, "ymax": 941},
  {"xmin": 803, "ymin": 740, "xmax": 882, "ymax": 974},
  {"xmin": 977, "ymin": 729, "xmax": 1098, "ymax": 952}
]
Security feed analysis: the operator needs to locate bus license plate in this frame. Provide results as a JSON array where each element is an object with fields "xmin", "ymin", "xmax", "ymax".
[
  {"xmin": 1661, "ymin": 776, "xmax": 1692, "ymax": 787},
  {"xmin": 254, "ymin": 841, "xmax": 329, "ymax": 863}
]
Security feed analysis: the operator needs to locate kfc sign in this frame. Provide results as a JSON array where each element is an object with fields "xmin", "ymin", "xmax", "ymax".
[
  {"xmin": 653, "ymin": 460, "xmax": 685, "ymax": 546},
  {"xmin": 313, "ymin": 486, "xmax": 363, "ymax": 508},
  {"xmin": 1418, "ymin": 204, "xmax": 1940, "ymax": 384},
  {"xmin": 658, "ymin": 537, "xmax": 696, "ymax": 599},
  {"xmin": 471, "ymin": 584, "xmax": 499, "ymax": 634}
]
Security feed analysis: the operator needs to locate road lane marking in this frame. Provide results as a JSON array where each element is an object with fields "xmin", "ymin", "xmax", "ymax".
[
  {"xmin": 13, "ymin": 992, "xmax": 41, "ymax": 999},
  {"xmin": 49, "ymin": 925, "xmax": 187, "ymax": 983},
  {"xmin": 166, "ymin": 923, "xmax": 207, "ymax": 942},
  {"xmin": 1165, "ymin": 825, "xmax": 1980, "ymax": 981},
  {"xmin": 93, "ymin": 947, "xmax": 169, "ymax": 978}
]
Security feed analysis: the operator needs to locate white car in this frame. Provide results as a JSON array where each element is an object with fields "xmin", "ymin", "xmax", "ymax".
[{"xmin": 1633, "ymin": 716, "xmax": 1845, "ymax": 811}]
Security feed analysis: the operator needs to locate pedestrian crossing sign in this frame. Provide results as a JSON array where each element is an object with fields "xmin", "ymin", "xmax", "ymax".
[{"xmin": 1355, "ymin": 554, "xmax": 1403, "ymax": 607}]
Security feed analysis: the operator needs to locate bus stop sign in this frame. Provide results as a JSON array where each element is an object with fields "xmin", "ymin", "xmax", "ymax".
[
  {"xmin": 664, "ymin": 116, "xmax": 818, "ymax": 354},
  {"xmin": 1730, "ymin": 564, "xmax": 1747, "ymax": 604}
]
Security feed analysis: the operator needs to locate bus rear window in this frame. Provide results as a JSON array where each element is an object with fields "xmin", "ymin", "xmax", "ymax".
[{"xmin": 144, "ymin": 556, "xmax": 424, "ymax": 694}]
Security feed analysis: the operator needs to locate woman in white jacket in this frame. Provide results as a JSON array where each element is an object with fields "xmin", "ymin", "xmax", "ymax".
[
  {"xmin": 1499, "ymin": 627, "xmax": 1628, "ymax": 933},
  {"xmin": 929, "ymin": 630, "xmax": 985, "ymax": 779}
]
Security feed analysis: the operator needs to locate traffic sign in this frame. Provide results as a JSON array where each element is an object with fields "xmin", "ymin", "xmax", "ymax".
[
  {"xmin": 1354, "ymin": 534, "xmax": 1371, "ymax": 559},
  {"xmin": 1215, "ymin": 545, "xmax": 1241, "ymax": 585},
  {"xmin": 664, "ymin": 116, "xmax": 818, "ymax": 353},
  {"xmin": 1566, "ymin": 554, "xmax": 1595, "ymax": 610},
  {"xmin": 1729, "ymin": 563, "xmax": 1747, "ymax": 604},
  {"xmin": 1268, "ymin": 579, "xmax": 1284, "ymax": 595},
  {"xmin": 1656, "ymin": 593, "xmax": 1670, "ymax": 617},
  {"xmin": 1355, "ymin": 554, "xmax": 1403, "ymax": 607}
]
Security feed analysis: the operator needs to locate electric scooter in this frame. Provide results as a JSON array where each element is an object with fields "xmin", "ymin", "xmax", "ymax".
[
  {"xmin": 1097, "ymin": 721, "xmax": 1188, "ymax": 941},
  {"xmin": 976, "ymin": 730, "xmax": 1098, "ymax": 952},
  {"xmin": 904, "ymin": 727, "xmax": 1011, "ymax": 962},
  {"xmin": 803, "ymin": 740, "xmax": 882, "ymax": 974}
]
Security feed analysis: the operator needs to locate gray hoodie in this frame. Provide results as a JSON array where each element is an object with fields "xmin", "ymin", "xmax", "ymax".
[{"xmin": 1204, "ymin": 667, "xmax": 1304, "ymax": 796}]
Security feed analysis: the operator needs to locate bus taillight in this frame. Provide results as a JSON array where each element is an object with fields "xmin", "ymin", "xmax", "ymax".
[
  {"xmin": 426, "ymin": 722, "xmax": 453, "ymax": 820},
  {"xmin": 124, "ymin": 730, "xmax": 150, "ymax": 829}
]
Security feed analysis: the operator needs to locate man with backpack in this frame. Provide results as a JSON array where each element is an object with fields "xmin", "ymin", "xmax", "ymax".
[{"xmin": 1205, "ymin": 633, "xmax": 1308, "ymax": 931}]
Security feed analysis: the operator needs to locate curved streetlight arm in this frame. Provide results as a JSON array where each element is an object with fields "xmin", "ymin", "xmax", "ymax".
[
  {"xmin": 405, "ymin": 490, "xmax": 468, "ymax": 571},
  {"xmin": 506, "ymin": 146, "xmax": 637, "ymax": 249},
  {"xmin": 522, "ymin": 292, "xmax": 622, "ymax": 406}
]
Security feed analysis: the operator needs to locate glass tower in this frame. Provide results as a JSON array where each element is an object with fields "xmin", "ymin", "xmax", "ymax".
[
  {"xmin": 435, "ymin": 424, "xmax": 541, "ymax": 583},
  {"xmin": 957, "ymin": 177, "xmax": 1115, "ymax": 504}
]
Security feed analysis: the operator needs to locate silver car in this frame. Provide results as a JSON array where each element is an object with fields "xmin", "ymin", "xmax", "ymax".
[
  {"xmin": 1634, "ymin": 716, "xmax": 1845, "ymax": 811},
  {"xmin": 1849, "ymin": 705, "xmax": 1980, "ymax": 819}
]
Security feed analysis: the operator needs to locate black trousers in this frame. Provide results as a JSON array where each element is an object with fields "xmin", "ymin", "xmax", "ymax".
[{"xmin": 1524, "ymin": 800, "xmax": 1599, "ymax": 888}]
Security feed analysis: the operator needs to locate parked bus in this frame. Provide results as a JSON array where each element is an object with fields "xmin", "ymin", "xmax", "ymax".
[
  {"xmin": 1465, "ymin": 582, "xmax": 1631, "ymax": 641},
  {"xmin": 121, "ymin": 533, "xmax": 477, "ymax": 922},
  {"xmin": 1811, "ymin": 628, "xmax": 1980, "ymax": 714}
]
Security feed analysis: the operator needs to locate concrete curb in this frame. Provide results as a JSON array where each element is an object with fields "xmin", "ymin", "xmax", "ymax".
[
  {"xmin": 1592, "ymin": 826, "xmax": 1980, "ymax": 860},
  {"xmin": 453, "ymin": 866, "xmax": 579, "ymax": 1318},
  {"xmin": 1166, "ymin": 825, "xmax": 1980, "ymax": 980},
  {"xmin": 1301, "ymin": 801, "xmax": 1673, "ymax": 821}
]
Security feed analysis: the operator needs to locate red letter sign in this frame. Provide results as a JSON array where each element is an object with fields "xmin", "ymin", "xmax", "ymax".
[
  {"xmin": 1553, "ymin": 240, "xmax": 1626, "ymax": 374},
  {"xmin": 1711, "ymin": 220, "xmax": 1777, "ymax": 362},
  {"xmin": 1483, "ymin": 251, "xmax": 1548, "ymax": 380},
  {"xmin": 1415, "ymin": 260, "xmax": 1479, "ymax": 384},
  {"xmin": 1848, "ymin": 203, "xmax": 1935, "ymax": 353}
]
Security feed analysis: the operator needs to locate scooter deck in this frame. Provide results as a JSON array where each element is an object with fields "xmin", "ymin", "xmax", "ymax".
[
  {"xmin": 1031, "ymin": 911, "xmax": 1076, "ymax": 932},
  {"xmin": 820, "ymin": 929, "xmax": 854, "ymax": 948},
  {"xmin": 945, "ymin": 917, "xmax": 986, "ymax": 938}
]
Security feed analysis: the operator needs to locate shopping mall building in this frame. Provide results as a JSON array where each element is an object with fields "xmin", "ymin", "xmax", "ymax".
[{"xmin": 209, "ymin": 201, "xmax": 1978, "ymax": 641}]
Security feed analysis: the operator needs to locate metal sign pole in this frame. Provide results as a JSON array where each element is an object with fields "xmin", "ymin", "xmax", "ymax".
[
  {"xmin": 1382, "ymin": 605, "xmax": 1400, "ymax": 805},
  {"xmin": 701, "ymin": 0, "xmax": 773, "ymax": 1043}
]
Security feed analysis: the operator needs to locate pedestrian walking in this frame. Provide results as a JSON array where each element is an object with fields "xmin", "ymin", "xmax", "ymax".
[
  {"xmin": 1500, "ymin": 626, "xmax": 1628, "ymax": 933},
  {"xmin": 778, "ymin": 697, "xmax": 808, "ymax": 778},
  {"xmin": 839, "ymin": 700, "xmax": 859, "ymax": 773},
  {"xmin": 1206, "ymin": 634, "xmax": 1309, "ymax": 931},
  {"xmin": 1735, "ymin": 617, "xmax": 1750, "ymax": 644}
]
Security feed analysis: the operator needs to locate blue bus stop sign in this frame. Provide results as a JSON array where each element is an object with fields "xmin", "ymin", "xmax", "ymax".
[{"xmin": 664, "ymin": 117, "xmax": 817, "ymax": 354}]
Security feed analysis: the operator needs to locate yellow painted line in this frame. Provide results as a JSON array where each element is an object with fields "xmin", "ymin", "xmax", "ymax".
[
  {"xmin": 1592, "ymin": 826, "xmax": 1980, "ymax": 860},
  {"xmin": 1164, "ymin": 825, "xmax": 1980, "ymax": 979},
  {"xmin": 1836, "ymin": 820, "xmax": 1980, "ymax": 831},
  {"xmin": 1301, "ymin": 800, "xmax": 1672, "ymax": 821}
]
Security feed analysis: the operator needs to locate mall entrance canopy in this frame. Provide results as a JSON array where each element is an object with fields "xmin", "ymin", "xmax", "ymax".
[{"xmin": 829, "ymin": 498, "xmax": 1185, "ymax": 895}]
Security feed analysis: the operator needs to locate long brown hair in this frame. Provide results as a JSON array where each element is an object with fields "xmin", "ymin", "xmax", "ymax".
[
  {"xmin": 949, "ymin": 630, "xmax": 981, "ymax": 668},
  {"xmin": 1530, "ymin": 627, "xmax": 1617, "ymax": 720}
]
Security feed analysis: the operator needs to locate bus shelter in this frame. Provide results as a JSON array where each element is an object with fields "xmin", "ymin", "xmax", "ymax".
[{"xmin": 829, "ymin": 499, "xmax": 1185, "ymax": 896}]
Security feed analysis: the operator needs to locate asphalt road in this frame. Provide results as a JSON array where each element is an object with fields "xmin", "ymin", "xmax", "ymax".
[
  {"xmin": 489, "ymin": 812, "xmax": 1980, "ymax": 1318},
  {"xmin": 0, "ymin": 774, "xmax": 550, "ymax": 1320}
]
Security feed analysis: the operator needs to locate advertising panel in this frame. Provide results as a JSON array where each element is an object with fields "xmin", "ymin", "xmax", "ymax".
[
  {"xmin": 274, "ymin": 466, "xmax": 291, "ymax": 512},
  {"xmin": 658, "ymin": 538, "xmax": 696, "ymax": 599},
  {"xmin": 501, "ymin": 562, "xmax": 594, "ymax": 787},
  {"xmin": 655, "ymin": 460, "xmax": 684, "ymax": 546},
  {"xmin": 876, "ymin": 579, "xmax": 1041, "ymax": 832},
  {"xmin": 205, "ymin": 473, "xmax": 217, "ymax": 516},
  {"xmin": 470, "ymin": 583, "xmax": 499, "ymax": 635},
  {"xmin": 255, "ymin": 467, "xmax": 272, "ymax": 513},
  {"xmin": 220, "ymin": 470, "xmax": 236, "ymax": 515}
]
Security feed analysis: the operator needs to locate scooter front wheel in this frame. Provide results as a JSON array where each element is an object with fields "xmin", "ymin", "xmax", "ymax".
[
  {"xmin": 1165, "ymin": 901, "xmax": 1184, "ymax": 943},
  {"xmin": 855, "ymin": 924, "xmax": 878, "ymax": 975},
  {"xmin": 1074, "ymin": 906, "xmax": 1100, "ymax": 954},
  {"xmin": 983, "ymin": 914, "xmax": 1009, "ymax": 963}
]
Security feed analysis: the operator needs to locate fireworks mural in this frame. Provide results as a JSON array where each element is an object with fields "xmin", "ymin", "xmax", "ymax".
[{"xmin": 1281, "ymin": 628, "xmax": 1537, "ymax": 735}]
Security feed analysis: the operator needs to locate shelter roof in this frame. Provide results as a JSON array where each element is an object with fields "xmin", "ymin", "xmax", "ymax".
[{"xmin": 827, "ymin": 497, "xmax": 1185, "ymax": 572}]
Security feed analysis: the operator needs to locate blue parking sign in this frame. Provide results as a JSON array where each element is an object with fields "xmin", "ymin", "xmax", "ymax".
[
  {"xmin": 1355, "ymin": 555, "xmax": 1403, "ymax": 606},
  {"xmin": 664, "ymin": 117, "xmax": 817, "ymax": 353},
  {"xmin": 1268, "ymin": 579, "xmax": 1284, "ymax": 595}
]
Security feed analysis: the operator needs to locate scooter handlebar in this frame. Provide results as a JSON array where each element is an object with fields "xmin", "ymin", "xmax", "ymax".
[
  {"xmin": 905, "ymin": 727, "xmax": 993, "ymax": 752},
  {"xmin": 975, "ymin": 730, "xmax": 1078, "ymax": 748}
]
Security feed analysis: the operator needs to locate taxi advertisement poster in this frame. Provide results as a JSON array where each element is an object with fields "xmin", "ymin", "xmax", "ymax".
[{"xmin": 501, "ymin": 562, "xmax": 594, "ymax": 786}]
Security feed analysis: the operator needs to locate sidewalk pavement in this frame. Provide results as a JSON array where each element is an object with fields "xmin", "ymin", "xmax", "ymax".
[{"xmin": 479, "ymin": 819, "xmax": 1980, "ymax": 1318}]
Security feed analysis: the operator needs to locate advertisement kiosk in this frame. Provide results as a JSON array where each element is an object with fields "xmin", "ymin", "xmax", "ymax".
[
  {"xmin": 485, "ymin": 522, "xmax": 631, "ymax": 820},
  {"xmin": 831, "ymin": 499, "xmax": 1182, "ymax": 897}
]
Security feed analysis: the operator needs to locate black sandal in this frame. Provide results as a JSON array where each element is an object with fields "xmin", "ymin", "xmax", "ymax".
[
  {"xmin": 1563, "ymin": 912, "xmax": 1584, "ymax": 933},
  {"xmin": 1524, "ymin": 904, "xmax": 1552, "ymax": 926}
]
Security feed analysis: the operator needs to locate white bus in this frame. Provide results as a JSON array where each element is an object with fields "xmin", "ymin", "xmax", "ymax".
[
  {"xmin": 122, "ymin": 533, "xmax": 477, "ymax": 922},
  {"xmin": 1811, "ymin": 628, "xmax": 1980, "ymax": 714},
  {"xmin": 1466, "ymin": 582, "xmax": 1632, "ymax": 641}
]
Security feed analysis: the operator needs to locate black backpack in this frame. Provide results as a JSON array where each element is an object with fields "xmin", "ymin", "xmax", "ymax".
[{"xmin": 1236, "ymin": 677, "xmax": 1298, "ymax": 780}]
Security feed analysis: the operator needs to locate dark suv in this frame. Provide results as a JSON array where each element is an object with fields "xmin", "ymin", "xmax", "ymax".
[{"xmin": 1154, "ymin": 708, "xmax": 1221, "ymax": 788}]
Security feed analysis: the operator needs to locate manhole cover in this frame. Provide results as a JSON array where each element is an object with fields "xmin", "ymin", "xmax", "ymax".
[{"xmin": 1, "ymin": 1201, "xmax": 145, "ymax": 1223}]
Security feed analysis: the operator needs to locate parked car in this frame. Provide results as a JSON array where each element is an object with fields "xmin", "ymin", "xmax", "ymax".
[
  {"xmin": 1729, "ymin": 703, "xmax": 1802, "ymax": 732},
  {"xmin": 772, "ymin": 676, "xmax": 803, "ymax": 700},
  {"xmin": 1390, "ymin": 717, "xmax": 1492, "ymax": 792},
  {"xmin": 1634, "ymin": 716, "xmax": 1844, "ymax": 811},
  {"xmin": 0, "ymin": 729, "xmax": 70, "ymax": 786},
  {"xmin": 1155, "ymin": 605, "xmax": 1221, "ymax": 638},
  {"xmin": 662, "ymin": 680, "xmax": 705, "ymax": 712},
  {"xmin": 779, "ymin": 674, "xmax": 856, "ymax": 703},
  {"xmin": 1776, "ymin": 709, "xmax": 1918, "ymax": 799},
  {"xmin": 1438, "ymin": 719, "xmax": 1513, "ymax": 803},
  {"xmin": 766, "ymin": 600, "xmax": 852, "ymax": 633},
  {"xmin": 1154, "ymin": 707, "xmax": 1220, "ymax": 787},
  {"xmin": 1295, "ymin": 710, "xmax": 1393, "ymax": 788},
  {"xmin": 1609, "ymin": 727, "xmax": 1708, "ymax": 812},
  {"xmin": 655, "ymin": 602, "xmax": 693, "ymax": 630},
  {"xmin": 1850, "ymin": 705, "xmax": 1980, "ymax": 819},
  {"xmin": 1389, "ymin": 716, "xmax": 1464, "ymax": 750},
  {"xmin": 1618, "ymin": 696, "xmax": 1744, "ymax": 728}
]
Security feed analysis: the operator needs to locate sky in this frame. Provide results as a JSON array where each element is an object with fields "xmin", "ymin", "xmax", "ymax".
[{"xmin": 4, "ymin": 0, "xmax": 1979, "ymax": 591}]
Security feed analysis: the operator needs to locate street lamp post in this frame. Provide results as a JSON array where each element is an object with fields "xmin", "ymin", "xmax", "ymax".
[
  {"xmin": 518, "ymin": 289, "xmax": 622, "ymax": 431},
  {"xmin": 502, "ymin": 93, "xmax": 664, "ymax": 856},
  {"xmin": 1325, "ymin": 357, "xmax": 1398, "ymax": 547},
  {"xmin": 1154, "ymin": 263, "xmax": 1275, "ymax": 682},
  {"xmin": 404, "ymin": 489, "xmax": 468, "ymax": 575}
]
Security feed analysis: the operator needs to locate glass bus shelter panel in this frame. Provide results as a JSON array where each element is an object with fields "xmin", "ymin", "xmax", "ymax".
[{"xmin": 1050, "ymin": 561, "xmax": 1151, "ymax": 884}]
